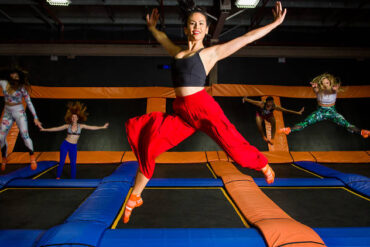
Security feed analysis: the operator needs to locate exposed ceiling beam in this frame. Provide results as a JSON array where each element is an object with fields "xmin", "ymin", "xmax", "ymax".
[
  {"xmin": 0, "ymin": 8, "xmax": 14, "ymax": 22},
  {"xmin": 1, "ymin": 43, "xmax": 370, "ymax": 58},
  {"xmin": 29, "ymin": 5, "xmax": 56, "ymax": 29},
  {"xmin": 211, "ymin": 0, "xmax": 231, "ymax": 42},
  {"xmin": 2, "ymin": 17, "xmax": 369, "ymax": 28}
]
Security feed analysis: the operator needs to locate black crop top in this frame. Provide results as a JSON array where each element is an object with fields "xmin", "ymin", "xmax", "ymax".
[{"xmin": 171, "ymin": 49, "xmax": 207, "ymax": 87}]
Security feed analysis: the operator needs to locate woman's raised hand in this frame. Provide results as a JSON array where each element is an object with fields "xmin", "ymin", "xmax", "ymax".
[
  {"xmin": 272, "ymin": 1, "xmax": 287, "ymax": 26},
  {"xmin": 146, "ymin": 8, "xmax": 160, "ymax": 29}
]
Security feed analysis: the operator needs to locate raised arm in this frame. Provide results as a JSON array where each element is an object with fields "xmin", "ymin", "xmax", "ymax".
[
  {"xmin": 41, "ymin": 124, "xmax": 68, "ymax": 132},
  {"xmin": 21, "ymin": 87, "xmax": 43, "ymax": 129},
  {"xmin": 81, "ymin": 122, "xmax": 109, "ymax": 130},
  {"xmin": 275, "ymin": 105, "xmax": 304, "ymax": 115},
  {"xmin": 310, "ymin": 81, "xmax": 320, "ymax": 94},
  {"xmin": 212, "ymin": 1, "xmax": 286, "ymax": 61},
  {"xmin": 147, "ymin": 8, "xmax": 182, "ymax": 57},
  {"xmin": 242, "ymin": 96, "xmax": 264, "ymax": 107}
]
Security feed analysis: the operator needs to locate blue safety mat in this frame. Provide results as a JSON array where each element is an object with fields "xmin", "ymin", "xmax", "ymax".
[
  {"xmin": 294, "ymin": 161, "xmax": 370, "ymax": 197},
  {"xmin": 0, "ymin": 161, "xmax": 57, "ymax": 189},
  {"xmin": 35, "ymin": 161, "xmax": 138, "ymax": 247}
]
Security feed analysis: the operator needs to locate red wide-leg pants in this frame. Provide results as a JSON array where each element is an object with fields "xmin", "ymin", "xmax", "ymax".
[{"xmin": 125, "ymin": 89, "xmax": 267, "ymax": 179}]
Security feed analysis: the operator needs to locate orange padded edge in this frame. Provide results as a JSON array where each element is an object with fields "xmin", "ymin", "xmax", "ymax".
[
  {"xmin": 121, "ymin": 151, "xmax": 207, "ymax": 163},
  {"xmin": 146, "ymin": 98, "xmax": 166, "ymax": 113},
  {"xmin": 6, "ymin": 152, "xmax": 42, "ymax": 164},
  {"xmin": 209, "ymin": 161, "xmax": 325, "ymax": 247},
  {"xmin": 156, "ymin": 151, "xmax": 207, "ymax": 163},
  {"xmin": 30, "ymin": 151, "xmax": 124, "ymax": 163},
  {"xmin": 290, "ymin": 152, "xmax": 316, "ymax": 162},
  {"xmin": 262, "ymin": 151, "xmax": 293, "ymax": 163},
  {"xmin": 217, "ymin": 151, "xmax": 229, "ymax": 161},
  {"xmin": 206, "ymin": 151, "xmax": 219, "ymax": 162},
  {"xmin": 311, "ymin": 151, "xmax": 370, "ymax": 163},
  {"xmin": 28, "ymin": 86, "xmax": 176, "ymax": 99},
  {"xmin": 1, "ymin": 85, "xmax": 367, "ymax": 99},
  {"xmin": 255, "ymin": 219, "xmax": 327, "ymax": 247},
  {"xmin": 212, "ymin": 84, "xmax": 370, "ymax": 98}
]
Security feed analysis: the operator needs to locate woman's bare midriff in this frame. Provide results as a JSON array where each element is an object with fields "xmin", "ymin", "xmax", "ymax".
[
  {"xmin": 5, "ymin": 102, "xmax": 22, "ymax": 106},
  {"xmin": 65, "ymin": 135, "xmax": 79, "ymax": 144},
  {"xmin": 318, "ymin": 102, "xmax": 335, "ymax": 107},
  {"xmin": 174, "ymin": 87, "xmax": 204, "ymax": 97}
]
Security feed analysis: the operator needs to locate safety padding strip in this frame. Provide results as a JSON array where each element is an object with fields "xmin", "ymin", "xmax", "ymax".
[
  {"xmin": 7, "ymin": 178, "xmax": 101, "ymax": 188},
  {"xmin": 294, "ymin": 161, "xmax": 370, "ymax": 197},
  {"xmin": 209, "ymin": 161, "xmax": 326, "ymax": 247},
  {"xmin": 0, "ymin": 161, "xmax": 57, "ymax": 189},
  {"xmin": 99, "ymin": 228, "xmax": 267, "ymax": 247},
  {"xmin": 35, "ymin": 161, "xmax": 138, "ymax": 247},
  {"xmin": 0, "ymin": 230, "xmax": 45, "ymax": 247},
  {"xmin": 314, "ymin": 227, "xmax": 370, "ymax": 247}
]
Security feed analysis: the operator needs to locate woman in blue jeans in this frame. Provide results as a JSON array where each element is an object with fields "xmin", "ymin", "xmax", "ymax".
[{"xmin": 41, "ymin": 102, "xmax": 108, "ymax": 179}]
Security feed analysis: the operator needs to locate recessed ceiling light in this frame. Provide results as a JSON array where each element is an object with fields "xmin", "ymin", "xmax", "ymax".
[
  {"xmin": 235, "ymin": 0, "xmax": 260, "ymax": 8},
  {"xmin": 47, "ymin": 0, "xmax": 71, "ymax": 6}
]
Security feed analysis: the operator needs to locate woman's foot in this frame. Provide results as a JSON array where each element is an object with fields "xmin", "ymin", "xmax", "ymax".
[
  {"xmin": 1, "ymin": 157, "xmax": 7, "ymax": 171},
  {"xmin": 30, "ymin": 154, "xmax": 37, "ymax": 170},
  {"xmin": 361, "ymin": 129, "xmax": 369, "ymax": 138},
  {"xmin": 261, "ymin": 164, "xmax": 275, "ymax": 184},
  {"xmin": 279, "ymin": 127, "xmax": 291, "ymax": 135},
  {"xmin": 123, "ymin": 193, "xmax": 143, "ymax": 224}
]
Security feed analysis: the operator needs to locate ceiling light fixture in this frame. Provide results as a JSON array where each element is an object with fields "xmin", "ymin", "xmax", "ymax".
[
  {"xmin": 235, "ymin": 0, "xmax": 260, "ymax": 8},
  {"xmin": 47, "ymin": 0, "xmax": 71, "ymax": 6}
]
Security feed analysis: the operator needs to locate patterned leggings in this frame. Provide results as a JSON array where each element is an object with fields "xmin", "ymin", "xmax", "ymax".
[
  {"xmin": 291, "ymin": 105, "xmax": 360, "ymax": 134},
  {"xmin": 0, "ymin": 104, "xmax": 34, "ymax": 157}
]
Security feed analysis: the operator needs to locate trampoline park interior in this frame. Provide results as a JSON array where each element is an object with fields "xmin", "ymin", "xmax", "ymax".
[{"xmin": 0, "ymin": 1, "xmax": 369, "ymax": 247}]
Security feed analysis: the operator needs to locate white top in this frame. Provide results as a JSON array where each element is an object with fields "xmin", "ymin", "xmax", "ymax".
[
  {"xmin": 0, "ymin": 80, "xmax": 38, "ymax": 118},
  {"xmin": 316, "ymin": 91, "xmax": 337, "ymax": 105}
]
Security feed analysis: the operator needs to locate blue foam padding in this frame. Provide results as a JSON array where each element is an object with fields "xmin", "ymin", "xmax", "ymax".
[
  {"xmin": 7, "ymin": 178, "xmax": 101, "ymax": 187},
  {"xmin": 295, "ymin": 161, "xmax": 370, "ymax": 197},
  {"xmin": 315, "ymin": 227, "xmax": 370, "ymax": 247},
  {"xmin": 99, "ymin": 228, "xmax": 266, "ymax": 247},
  {"xmin": 254, "ymin": 178, "xmax": 345, "ymax": 187},
  {"xmin": 0, "ymin": 161, "xmax": 57, "ymax": 189},
  {"xmin": 147, "ymin": 178, "xmax": 223, "ymax": 187},
  {"xmin": 36, "ymin": 221, "xmax": 107, "ymax": 247},
  {"xmin": 101, "ymin": 161, "xmax": 138, "ymax": 184},
  {"xmin": 0, "ymin": 230, "xmax": 45, "ymax": 247},
  {"xmin": 66, "ymin": 182, "xmax": 130, "ymax": 225},
  {"xmin": 36, "ymin": 162, "xmax": 137, "ymax": 246}
]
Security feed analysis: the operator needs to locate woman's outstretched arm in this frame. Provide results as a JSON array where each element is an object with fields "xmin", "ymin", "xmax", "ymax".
[
  {"xmin": 242, "ymin": 96, "xmax": 264, "ymax": 107},
  {"xmin": 211, "ymin": 1, "xmax": 286, "ymax": 61},
  {"xmin": 41, "ymin": 124, "xmax": 68, "ymax": 132},
  {"xmin": 81, "ymin": 122, "xmax": 109, "ymax": 130},
  {"xmin": 276, "ymin": 105, "xmax": 304, "ymax": 115}
]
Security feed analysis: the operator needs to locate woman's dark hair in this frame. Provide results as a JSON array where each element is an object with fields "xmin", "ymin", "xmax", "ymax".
[
  {"xmin": 266, "ymin": 96, "xmax": 274, "ymax": 103},
  {"xmin": 178, "ymin": 0, "xmax": 209, "ymax": 26},
  {"xmin": 0, "ymin": 67, "xmax": 31, "ymax": 92}
]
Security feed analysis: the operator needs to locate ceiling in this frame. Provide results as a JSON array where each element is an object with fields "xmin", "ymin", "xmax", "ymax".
[{"xmin": 0, "ymin": 0, "xmax": 369, "ymax": 47}]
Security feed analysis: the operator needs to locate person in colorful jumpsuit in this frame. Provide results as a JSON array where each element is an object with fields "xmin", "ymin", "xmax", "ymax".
[
  {"xmin": 242, "ymin": 96, "xmax": 304, "ymax": 145},
  {"xmin": 0, "ymin": 68, "xmax": 42, "ymax": 171},
  {"xmin": 122, "ymin": 1, "xmax": 287, "ymax": 223},
  {"xmin": 279, "ymin": 73, "xmax": 369, "ymax": 138},
  {"xmin": 40, "ymin": 102, "xmax": 109, "ymax": 179}
]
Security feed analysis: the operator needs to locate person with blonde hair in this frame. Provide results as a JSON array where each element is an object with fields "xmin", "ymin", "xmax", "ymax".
[
  {"xmin": 0, "ymin": 67, "xmax": 42, "ymax": 171},
  {"xmin": 41, "ymin": 102, "xmax": 109, "ymax": 179},
  {"xmin": 280, "ymin": 73, "xmax": 369, "ymax": 138},
  {"xmin": 123, "ymin": 0, "xmax": 287, "ymax": 224}
]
